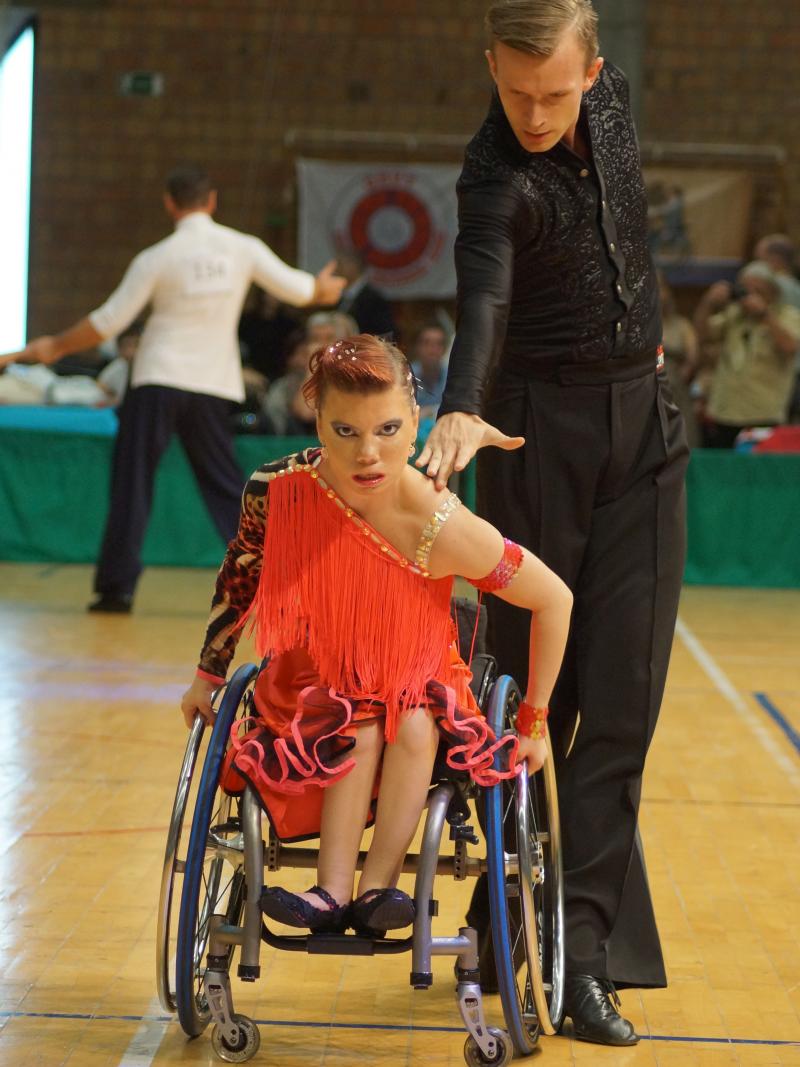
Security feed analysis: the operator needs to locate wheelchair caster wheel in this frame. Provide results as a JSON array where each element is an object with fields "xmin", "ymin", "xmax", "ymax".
[
  {"xmin": 463, "ymin": 1026, "xmax": 514, "ymax": 1066},
  {"xmin": 211, "ymin": 1014, "xmax": 261, "ymax": 1063}
]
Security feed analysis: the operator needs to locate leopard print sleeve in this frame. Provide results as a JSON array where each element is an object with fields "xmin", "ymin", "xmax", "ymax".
[{"xmin": 196, "ymin": 464, "xmax": 272, "ymax": 681}]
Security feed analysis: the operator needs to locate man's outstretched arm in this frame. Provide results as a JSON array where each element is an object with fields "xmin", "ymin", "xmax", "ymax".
[
  {"xmin": 417, "ymin": 180, "xmax": 527, "ymax": 489},
  {"xmin": 0, "ymin": 318, "xmax": 104, "ymax": 369}
]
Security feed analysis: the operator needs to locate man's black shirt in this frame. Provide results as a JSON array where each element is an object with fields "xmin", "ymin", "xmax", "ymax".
[{"xmin": 439, "ymin": 63, "xmax": 661, "ymax": 416}]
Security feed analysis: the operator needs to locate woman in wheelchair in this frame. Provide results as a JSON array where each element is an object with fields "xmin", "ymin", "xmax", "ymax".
[{"xmin": 181, "ymin": 333, "xmax": 572, "ymax": 941}]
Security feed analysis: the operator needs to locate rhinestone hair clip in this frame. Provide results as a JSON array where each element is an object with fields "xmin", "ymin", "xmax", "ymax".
[{"xmin": 327, "ymin": 340, "xmax": 358, "ymax": 361}]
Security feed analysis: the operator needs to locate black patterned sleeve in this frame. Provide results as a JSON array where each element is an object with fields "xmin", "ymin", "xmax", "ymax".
[
  {"xmin": 438, "ymin": 180, "xmax": 533, "ymax": 417},
  {"xmin": 196, "ymin": 466, "xmax": 271, "ymax": 681}
]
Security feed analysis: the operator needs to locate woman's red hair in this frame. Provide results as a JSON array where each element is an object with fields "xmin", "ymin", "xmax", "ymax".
[{"xmin": 302, "ymin": 334, "xmax": 415, "ymax": 409}]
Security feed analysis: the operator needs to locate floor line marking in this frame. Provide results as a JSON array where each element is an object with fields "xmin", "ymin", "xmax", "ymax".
[
  {"xmin": 116, "ymin": 997, "xmax": 169, "ymax": 1067},
  {"xmin": 0, "ymin": 1010, "xmax": 798, "ymax": 1047},
  {"xmin": 753, "ymin": 691, "xmax": 800, "ymax": 755},
  {"xmin": 22, "ymin": 825, "xmax": 168, "ymax": 839},
  {"xmin": 674, "ymin": 617, "xmax": 800, "ymax": 786}
]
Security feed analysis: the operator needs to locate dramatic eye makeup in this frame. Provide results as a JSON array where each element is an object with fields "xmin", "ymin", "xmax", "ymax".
[{"xmin": 330, "ymin": 419, "xmax": 404, "ymax": 438}]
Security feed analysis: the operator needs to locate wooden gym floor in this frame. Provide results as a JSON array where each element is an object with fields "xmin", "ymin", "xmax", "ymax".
[{"xmin": 0, "ymin": 562, "xmax": 798, "ymax": 1066}]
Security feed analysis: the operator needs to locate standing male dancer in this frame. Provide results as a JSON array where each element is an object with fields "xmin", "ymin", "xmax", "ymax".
[
  {"xmin": 418, "ymin": 0, "xmax": 688, "ymax": 1046},
  {"xmin": 3, "ymin": 165, "xmax": 345, "ymax": 612}
]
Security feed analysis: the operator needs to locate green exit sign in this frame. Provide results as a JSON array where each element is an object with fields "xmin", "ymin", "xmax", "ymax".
[{"xmin": 119, "ymin": 71, "xmax": 164, "ymax": 97}]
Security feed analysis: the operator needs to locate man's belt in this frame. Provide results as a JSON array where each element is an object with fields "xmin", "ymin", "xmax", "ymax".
[{"xmin": 500, "ymin": 345, "xmax": 665, "ymax": 386}]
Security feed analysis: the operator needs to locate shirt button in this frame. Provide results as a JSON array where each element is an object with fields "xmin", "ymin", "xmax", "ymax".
[
  {"xmin": 609, "ymin": 242, "xmax": 616, "ymax": 253},
  {"xmin": 616, "ymin": 283, "xmax": 623, "ymax": 294},
  {"xmin": 579, "ymin": 168, "xmax": 589, "ymax": 178},
  {"xmin": 616, "ymin": 322, "xmax": 622, "ymax": 333}
]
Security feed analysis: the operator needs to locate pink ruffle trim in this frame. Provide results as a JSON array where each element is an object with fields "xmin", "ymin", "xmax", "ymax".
[{"xmin": 229, "ymin": 681, "xmax": 519, "ymax": 797}]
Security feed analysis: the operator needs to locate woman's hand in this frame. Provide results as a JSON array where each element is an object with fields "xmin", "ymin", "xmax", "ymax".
[
  {"xmin": 180, "ymin": 676, "xmax": 219, "ymax": 729},
  {"xmin": 515, "ymin": 735, "xmax": 548, "ymax": 773}
]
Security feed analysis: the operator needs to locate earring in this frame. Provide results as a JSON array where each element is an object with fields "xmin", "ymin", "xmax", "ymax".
[
  {"xmin": 408, "ymin": 443, "xmax": 416, "ymax": 457},
  {"xmin": 320, "ymin": 445, "xmax": 328, "ymax": 460}
]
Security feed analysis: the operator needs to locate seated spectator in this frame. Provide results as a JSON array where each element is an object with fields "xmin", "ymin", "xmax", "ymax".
[
  {"xmin": 335, "ymin": 248, "xmax": 396, "ymax": 338},
  {"xmin": 86, "ymin": 321, "xmax": 140, "ymax": 407},
  {"xmin": 409, "ymin": 323, "xmax": 450, "ymax": 419},
  {"xmin": 238, "ymin": 288, "xmax": 300, "ymax": 382},
  {"xmin": 658, "ymin": 274, "xmax": 699, "ymax": 447},
  {"xmin": 306, "ymin": 311, "xmax": 358, "ymax": 350},
  {"xmin": 286, "ymin": 313, "xmax": 359, "ymax": 433},
  {"xmin": 261, "ymin": 332, "xmax": 312, "ymax": 436},
  {"xmin": 694, "ymin": 262, "xmax": 800, "ymax": 448}
]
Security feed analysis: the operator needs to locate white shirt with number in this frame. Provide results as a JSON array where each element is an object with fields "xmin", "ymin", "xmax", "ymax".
[{"xmin": 88, "ymin": 212, "xmax": 315, "ymax": 402}]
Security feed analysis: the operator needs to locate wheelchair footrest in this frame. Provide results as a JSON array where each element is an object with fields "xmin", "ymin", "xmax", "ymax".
[
  {"xmin": 302, "ymin": 932, "xmax": 414, "ymax": 956},
  {"xmin": 306, "ymin": 933, "xmax": 382, "ymax": 956}
]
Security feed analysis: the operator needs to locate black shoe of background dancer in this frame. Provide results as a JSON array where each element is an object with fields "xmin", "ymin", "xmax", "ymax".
[
  {"xmin": 87, "ymin": 594, "xmax": 133, "ymax": 614},
  {"xmin": 562, "ymin": 975, "xmax": 639, "ymax": 1046}
]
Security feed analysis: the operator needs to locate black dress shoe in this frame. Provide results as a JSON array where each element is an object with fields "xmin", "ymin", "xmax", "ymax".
[
  {"xmin": 87, "ymin": 594, "xmax": 133, "ymax": 614},
  {"xmin": 563, "ymin": 974, "xmax": 639, "ymax": 1046}
]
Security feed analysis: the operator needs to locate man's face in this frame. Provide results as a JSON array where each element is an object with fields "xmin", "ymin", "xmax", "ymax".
[{"xmin": 486, "ymin": 34, "xmax": 603, "ymax": 154}]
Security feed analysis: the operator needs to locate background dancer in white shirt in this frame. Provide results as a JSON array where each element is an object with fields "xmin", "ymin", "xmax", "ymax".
[{"xmin": 0, "ymin": 164, "xmax": 345, "ymax": 612}]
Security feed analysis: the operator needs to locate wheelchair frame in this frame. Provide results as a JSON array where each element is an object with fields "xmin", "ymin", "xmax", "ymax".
[{"xmin": 157, "ymin": 658, "xmax": 564, "ymax": 1065}]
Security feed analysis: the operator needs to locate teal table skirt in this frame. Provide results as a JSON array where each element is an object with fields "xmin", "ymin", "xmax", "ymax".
[{"xmin": 0, "ymin": 427, "xmax": 798, "ymax": 587}]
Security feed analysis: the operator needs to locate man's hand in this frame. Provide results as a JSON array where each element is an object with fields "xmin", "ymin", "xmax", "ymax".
[
  {"xmin": 0, "ymin": 335, "xmax": 60, "ymax": 369},
  {"xmin": 180, "ymin": 676, "xmax": 219, "ymax": 729},
  {"xmin": 312, "ymin": 260, "xmax": 347, "ymax": 307},
  {"xmin": 416, "ymin": 411, "xmax": 524, "ymax": 491},
  {"xmin": 516, "ymin": 735, "xmax": 548, "ymax": 773}
]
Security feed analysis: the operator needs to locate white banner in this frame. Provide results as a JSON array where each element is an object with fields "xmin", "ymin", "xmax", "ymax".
[{"xmin": 297, "ymin": 159, "xmax": 460, "ymax": 300}]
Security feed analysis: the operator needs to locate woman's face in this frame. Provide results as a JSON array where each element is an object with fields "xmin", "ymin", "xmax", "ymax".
[{"xmin": 317, "ymin": 382, "xmax": 419, "ymax": 496}]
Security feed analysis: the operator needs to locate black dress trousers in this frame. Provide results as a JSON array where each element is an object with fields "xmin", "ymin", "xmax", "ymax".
[
  {"xmin": 94, "ymin": 384, "xmax": 244, "ymax": 598},
  {"xmin": 473, "ymin": 359, "xmax": 688, "ymax": 989}
]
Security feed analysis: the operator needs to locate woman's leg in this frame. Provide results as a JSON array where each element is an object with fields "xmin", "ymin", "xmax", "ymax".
[
  {"xmin": 358, "ymin": 708, "xmax": 440, "ymax": 895},
  {"xmin": 300, "ymin": 720, "xmax": 385, "ymax": 908}
]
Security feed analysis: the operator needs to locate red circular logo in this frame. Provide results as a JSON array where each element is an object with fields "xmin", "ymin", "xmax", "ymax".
[{"xmin": 349, "ymin": 188, "xmax": 433, "ymax": 272}]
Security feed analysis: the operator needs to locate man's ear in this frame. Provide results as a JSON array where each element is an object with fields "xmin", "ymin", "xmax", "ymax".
[
  {"xmin": 485, "ymin": 48, "xmax": 498, "ymax": 84},
  {"xmin": 583, "ymin": 55, "xmax": 604, "ymax": 92}
]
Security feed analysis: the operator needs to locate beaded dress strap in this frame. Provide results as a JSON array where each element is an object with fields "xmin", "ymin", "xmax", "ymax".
[{"xmin": 415, "ymin": 493, "xmax": 461, "ymax": 570}]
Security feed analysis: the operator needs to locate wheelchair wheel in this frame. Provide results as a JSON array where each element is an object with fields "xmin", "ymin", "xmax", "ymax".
[
  {"xmin": 484, "ymin": 674, "xmax": 565, "ymax": 1053},
  {"xmin": 156, "ymin": 713, "xmax": 205, "ymax": 1012},
  {"xmin": 175, "ymin": 663, "xmax": 259, "ymax": 1037}
]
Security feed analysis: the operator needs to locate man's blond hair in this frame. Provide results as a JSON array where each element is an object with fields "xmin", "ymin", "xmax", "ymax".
[{"xmin": 486, "ymin": 0, "xmax": 599, "ymax": 63}]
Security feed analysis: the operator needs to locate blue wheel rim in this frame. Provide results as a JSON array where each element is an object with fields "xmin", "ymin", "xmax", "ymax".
[
  {"xmin": 175, "ymin": 663, "xmax": 258, "ymax": 1036},
  {"xmin": 485, "ymin": 674, "xmax": 538, "ymax": 1056}
]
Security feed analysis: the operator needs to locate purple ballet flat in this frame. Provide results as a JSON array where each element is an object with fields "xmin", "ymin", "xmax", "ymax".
[
  {"xmin": 260, "ymin": 884, "xmax": 347, "ymax": 933},
  {"xmin": 350, "ymin": 888, "xmax": 416, "ymax": 938}
]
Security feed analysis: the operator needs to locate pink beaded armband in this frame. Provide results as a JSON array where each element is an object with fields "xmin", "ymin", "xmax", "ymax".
[{"xmin": 468, "ymin": 538, "xmax": 524, "ymax": 593}]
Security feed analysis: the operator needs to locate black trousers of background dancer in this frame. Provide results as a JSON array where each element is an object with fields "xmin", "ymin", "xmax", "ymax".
[
  {"xmin": 94, "ymin": 384, "xmax": 244, "ymax": 599},
  {"xmin": 468, "ymin": 355, "xmax": 689, "ymax": 989}
]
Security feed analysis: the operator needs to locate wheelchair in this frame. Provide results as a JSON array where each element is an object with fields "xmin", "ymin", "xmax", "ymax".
[{"xmin": 157, "ymin": 656, "xmax": 564, "ymax": 1064}]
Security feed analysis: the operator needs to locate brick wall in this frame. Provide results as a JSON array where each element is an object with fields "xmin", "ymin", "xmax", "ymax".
[
  {"xmin": 642, "ymin": 0, "xmax": 798, "ymax": 241},
  {"xmin": 21, "ymin": 0, "xmax": 799, "ymax": 336}
]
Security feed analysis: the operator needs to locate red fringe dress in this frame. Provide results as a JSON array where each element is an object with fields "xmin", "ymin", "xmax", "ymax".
[{"xmin": 197, "ymin": 449, "xmax": 518, "ymax": 841}]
